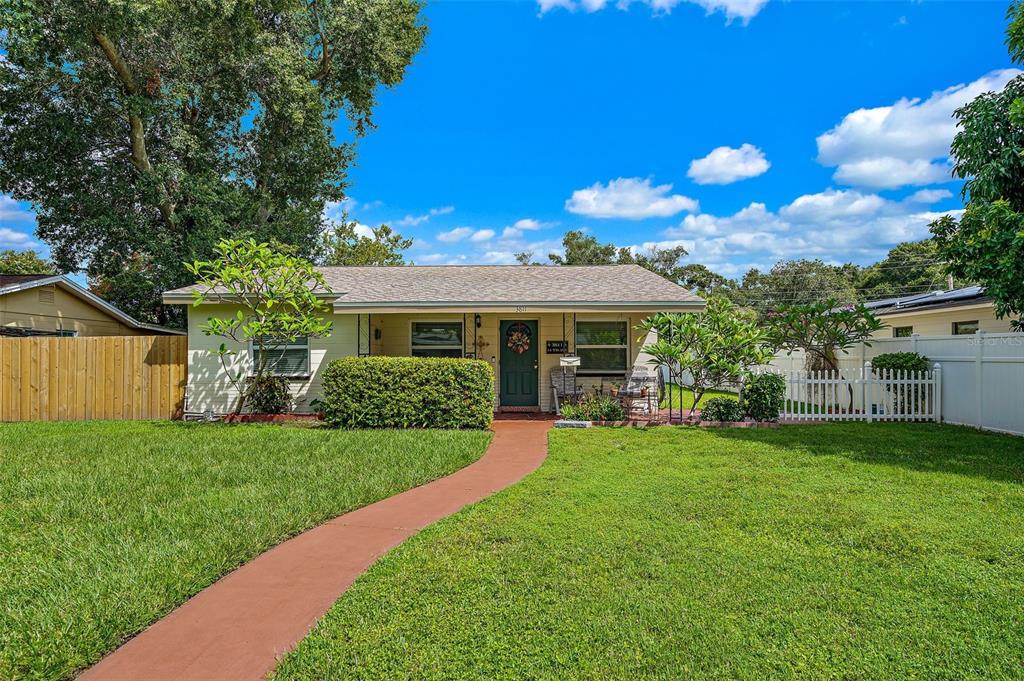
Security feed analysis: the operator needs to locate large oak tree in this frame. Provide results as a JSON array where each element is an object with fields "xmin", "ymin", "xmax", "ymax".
[{"xmin": 0, "ymin": 0, "xmax": 425, "ymax": 325}]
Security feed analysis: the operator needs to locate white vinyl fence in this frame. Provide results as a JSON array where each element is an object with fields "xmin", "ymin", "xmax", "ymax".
[
  {"xmin": 766, "ymin": 331, "xmax": 1024, "ymax": 436},
  {"xmin": 777, "ymin": 365, "xmax": 940, "ymax": 422}
]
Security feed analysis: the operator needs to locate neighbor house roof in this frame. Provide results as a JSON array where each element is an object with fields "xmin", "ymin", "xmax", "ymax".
[
  {"xmin": 163, "ymin": 264, "xmax": 705, "ymax": 312},
  {"xmin": 863, "ymin": 286, "xmax": 990, "ymax": 316},
  {"xmin": 0, "ymin": 274, "xmax": 185, "ymax": 335}
]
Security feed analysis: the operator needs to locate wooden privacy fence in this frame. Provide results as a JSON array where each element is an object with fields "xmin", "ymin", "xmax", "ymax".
[
  {"xmin": 775, "ymin": 362, "xmax": 941, "ymax": 423},
  {"xmin": 0, "ymin": 336, "xmax": 186, "ymax": 422}
]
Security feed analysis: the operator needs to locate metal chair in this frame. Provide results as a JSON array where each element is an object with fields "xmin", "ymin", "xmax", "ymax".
[{"xmin": 551, "ymin": 368, "xmax": 583, "ymax": 415}]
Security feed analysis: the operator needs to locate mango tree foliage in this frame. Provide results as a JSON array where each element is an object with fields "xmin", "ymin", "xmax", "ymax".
[
  {"xmin": 187, "ymin": 238, "xmax": 333, "ymax": 412},
  {"xmin": 930, "ymin": 71, "xmax": 1024, "ymax": 330},
  {"xmin": 639, "ymin": 297, "xmax": 772, "ymax": 416},
  {"xmin": 0, "ymin": 0, "xmax": 425, "ymax": 325}
]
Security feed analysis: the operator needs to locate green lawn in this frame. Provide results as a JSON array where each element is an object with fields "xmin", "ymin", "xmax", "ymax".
[
  {"xmin": 276, "ymin": 423, "xmax": 1024, "ymax": 679},
  {"xmin": 660, "ymin": 383, "xmax": 738, "ymax": 411},
  {"xmin": 0, "ymin": 421, "xmax": 491, "ymax": 681}
]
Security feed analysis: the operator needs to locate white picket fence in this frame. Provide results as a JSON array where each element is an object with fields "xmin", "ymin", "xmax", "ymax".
[
  {"xmin": 776, "ymin": 363, "xmax": 941, "ymax": 423},
  {"xmin": 765, "ymin": 332, "xmax": 1024, "ymax": 435}
]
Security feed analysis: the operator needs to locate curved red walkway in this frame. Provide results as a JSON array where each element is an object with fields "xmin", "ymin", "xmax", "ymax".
[{"xmin": 81, "ymin": 420, "xmax": 551, "ymax": 681}]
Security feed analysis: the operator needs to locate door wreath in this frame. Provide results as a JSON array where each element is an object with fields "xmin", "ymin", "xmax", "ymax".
[{"xmin": 506, "ymin": 322, "xmax": 532, "ymax": 354}]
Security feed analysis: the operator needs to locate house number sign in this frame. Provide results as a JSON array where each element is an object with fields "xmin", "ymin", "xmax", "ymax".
[{"xmin": 546, "ymin": 340, "xmax": 569, "ymax": 354}]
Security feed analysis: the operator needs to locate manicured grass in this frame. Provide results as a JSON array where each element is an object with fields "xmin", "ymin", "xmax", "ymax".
[
  {"xmin": 276, "ymin": 423, "xmax": 1024, "ymax": 679},
  {"xmin": 0, "ymin": 421, "xmax": 491, "ymax": 681},
  {"xmin": 660, "ymin": 383, "xmax": 738, "ymax": 411}
]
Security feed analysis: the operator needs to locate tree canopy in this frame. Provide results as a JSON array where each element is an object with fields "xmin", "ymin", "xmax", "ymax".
[
  {"xmin": 930, "ymin": 53, "xmax": 1024, "ymax": 328},
  {"xmin": 320, "ymin": 221, "xmax": 412, "ymax": 266},
  {"xmin": 0, "ymin": 0, "xmax": 425, "ymax": 325},
  {"xmin": 0, "ymin": 249, "xmax": 55, "ymax": 275},
  {"xmin": 732, "ymin": 259, "xmax": 860, "ymax": 312},
  {"xmin": 856, "ymin": 239, "xmax": 949, "ymax": 300}
]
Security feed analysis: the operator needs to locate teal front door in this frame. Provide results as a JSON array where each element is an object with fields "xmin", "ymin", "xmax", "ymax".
[{"xmin": 499, "ymin": 320, "xmax": 539, "ymax": 407}]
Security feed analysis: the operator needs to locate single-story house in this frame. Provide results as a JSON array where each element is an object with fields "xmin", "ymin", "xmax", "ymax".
[
  {"xmin": 0, "ymin": 274, "xmax": 183, "ymax": 337},
  {"xmin": 162, "ymin": 265, "xmax": 705, "ymax": 415},
  {"xmin": 863, "ymin": 286, "xmax": 1019, "ymax": 339}
]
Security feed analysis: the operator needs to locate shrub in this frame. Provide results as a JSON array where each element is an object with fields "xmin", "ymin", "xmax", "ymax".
[
  {"xmin": 871, "ymin": 352, "xmax": 930, "ymax": 375},
  {"xmin": 700, "ymin": 396, "xmax": 744, "ymax": 422},
  {"xmin": 321, "ymin": 356, "xmax": 494, "ymax": 429},
  {"xmin": 560, "ymin": 396, "xmax": 626, "ymax": 422},
  {"xmin": 743, "ymin": 373, "xmax": 785, "ymax": 422},
  {"xmin": 871, "ymin": 352, "xmax": 931, "ymax": 415},
  {"xmin": 243, "ymin": 374, "xmax": 293, "ymax": 414}
]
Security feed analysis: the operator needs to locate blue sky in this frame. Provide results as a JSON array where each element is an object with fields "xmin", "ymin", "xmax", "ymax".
[{"xmin": 1, "ymin": 0, "xmax": 1018, "ymax": 279}]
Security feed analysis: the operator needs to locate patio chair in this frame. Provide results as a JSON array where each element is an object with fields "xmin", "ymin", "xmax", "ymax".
[
  {"xmin": 551, "ymin": 368, "xmax": 584, "ymax": 415},
  {"xmin": 618, "ymin": 368, "xmax": 659, "ymax": 418}
]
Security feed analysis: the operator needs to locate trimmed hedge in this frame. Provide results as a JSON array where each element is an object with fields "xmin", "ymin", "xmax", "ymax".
[
  {"xmin": 871, "ymin": 351, "xmax": 930, "ymax": 375},
  {"xmin": 321, "ymin": 356, "xmax": 494, "ymax": 429}
]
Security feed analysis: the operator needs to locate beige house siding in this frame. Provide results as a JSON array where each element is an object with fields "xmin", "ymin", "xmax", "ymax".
[
  {"xmin": 185, "ymin": 307, "xmax": 661, "ymax": 414},
  {"xmin": 185, "ymin": 304, "xmax": 357, "ymax": 414},
  {"xmin": 0, "ymin": 285, "xmax": 145, "ymax": 336},
  {"xmin": 870, "ymin": 302, "xmax": 1018, "ymax": 339}
]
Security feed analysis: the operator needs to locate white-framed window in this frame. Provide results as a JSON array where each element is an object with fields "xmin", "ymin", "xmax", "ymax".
[
  {"xmin": 411, "ymin": 321, "xmax": 464, "ymax": 358},
  {"xmin": 893, "ymin": 326, "xmax": 913, "ymax": 338},
  {"xmin": 251, "ymin": 336, "xmax": 310, "ymax": 376},
  {"xmin": 575, "ymin": 320, "xmax": 629, "ymax": 375}
]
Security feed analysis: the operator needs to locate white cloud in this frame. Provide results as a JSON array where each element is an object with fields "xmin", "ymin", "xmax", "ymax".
[
  {"xmin": 394, "ymin": 205, "xmax": 455, "ymax": 227},
  {"xmin": 0, "ymin": 196, "xmax": 37, "ymax": 247},
  {"xmin": 0, "ymin": 228, "xmax": 34, "ymax": 247},
  {"xmin": 832, "ymin": 158, "xmax": 951, "ymax": 189},
  {"xmin": 437, "ymin": 227, "xmax": 474, "ymax": 243},
  {"xmin": 817, "ymin": 69, "xmax": 1021, "ymax": 189},
  {"xmin": 907, "ymin": 188, "xmax": 953, "ymax": 204},
  {"xmin": 779, "ymin": 188, "xmax": 889, "ymax": 223},
  {"xmin": 0, "ymin": 195, "xmax": 35, "ymax": 223},
  {"xmin": 437, "ymin": 226, "xmax": 494, "ymax": 243},
  {"xmin": 565, "ymin": 177, "xmax": 698, "ymax": 219},
  {"xmin": 352, "ymin": 222, "xmax": 375, "ymax": 239},
  {"xmin": 500, "ymin": 217, "xmax": 555, "ymax": 240},
  {"xmin": 687, "ymin": 144, "xmax": 770, "ymax": 185},
  {"xmin": 658, "ymin": 188, "xmax": 963, "ymax": 276},
  {"xmin": 540, "ymin": 0, "xmax": 768, "ymax": 22}
]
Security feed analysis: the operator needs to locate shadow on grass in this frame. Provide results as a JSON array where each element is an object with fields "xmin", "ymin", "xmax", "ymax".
[{"xmin": 704, "ymin": 422, "xmax": 1024, "ymax": 485}]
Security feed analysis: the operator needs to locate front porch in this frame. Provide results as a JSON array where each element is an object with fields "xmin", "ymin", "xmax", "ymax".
[{"xmin": 352, "ymin": 310, "xmax": 661, "ymax": 413}]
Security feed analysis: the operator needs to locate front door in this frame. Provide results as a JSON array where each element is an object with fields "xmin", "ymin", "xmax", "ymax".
[{"xmin": 499, "ymin": 320, "xmax": 539, "ymax": 407}]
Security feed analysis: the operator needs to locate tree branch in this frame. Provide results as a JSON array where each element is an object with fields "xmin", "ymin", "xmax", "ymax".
[{"xmin": 92, "ymin": 30, "xmax": 176, "ymax": 223}]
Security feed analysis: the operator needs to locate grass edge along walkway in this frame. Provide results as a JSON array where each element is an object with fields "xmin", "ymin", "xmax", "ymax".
[
  {"xmin": 1, "ymin": 422, "xmax": 491, "ymax": 681},
  {"xmin": 77, "ymin": 419, "xmax": 550, "ymax": 681}
]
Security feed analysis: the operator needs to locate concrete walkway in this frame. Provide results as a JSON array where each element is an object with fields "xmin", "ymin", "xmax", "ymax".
[{"xmin": 81, "ymin": 420, "xmax": 551, "ymax": 681}]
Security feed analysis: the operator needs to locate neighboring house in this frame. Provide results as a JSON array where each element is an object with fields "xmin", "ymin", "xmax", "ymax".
[
  {"xmin": 0, "ymin": 274, "xmax": 183, "ymax": 337},
  {"xmin": 162, "ymin": 265, "xmax": 705, "ymax": 414},
  {"xmin": 864, "ymin": 286, "xmax": 1019, "ymax": 339}
]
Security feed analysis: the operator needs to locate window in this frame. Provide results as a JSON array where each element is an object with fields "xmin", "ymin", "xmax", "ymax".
[
  {"xmin": 893, "ymin": 326, "xmax": 913, "ymax": 338},
  {"xmin": 55, "ymin": 329, "xmax": 78, "ymax": 337},
  {"xmin": 952, "ymin": 320, "xmax": 979, "ymax": 335},
  {"xmin": 252, "ymin": 337, "xmax": 309, "ymax": 376},
  {"xmin": 575, "ymin": 320, "xmax": 628, "ymax": 374},
  {"xmin": 411, "ymin": 321, "xmax": 463, "ymax": 358}
]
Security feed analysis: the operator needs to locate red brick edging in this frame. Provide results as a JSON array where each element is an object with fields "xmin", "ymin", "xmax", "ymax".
[{"xmin": 79, "ymin": 420, "xmax": 551, "ymax": 681}]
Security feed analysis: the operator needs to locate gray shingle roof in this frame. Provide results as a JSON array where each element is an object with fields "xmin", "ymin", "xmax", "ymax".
[{"xmin": 165, "ymin": 265, "xmax": 704, "ymax": 309}]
